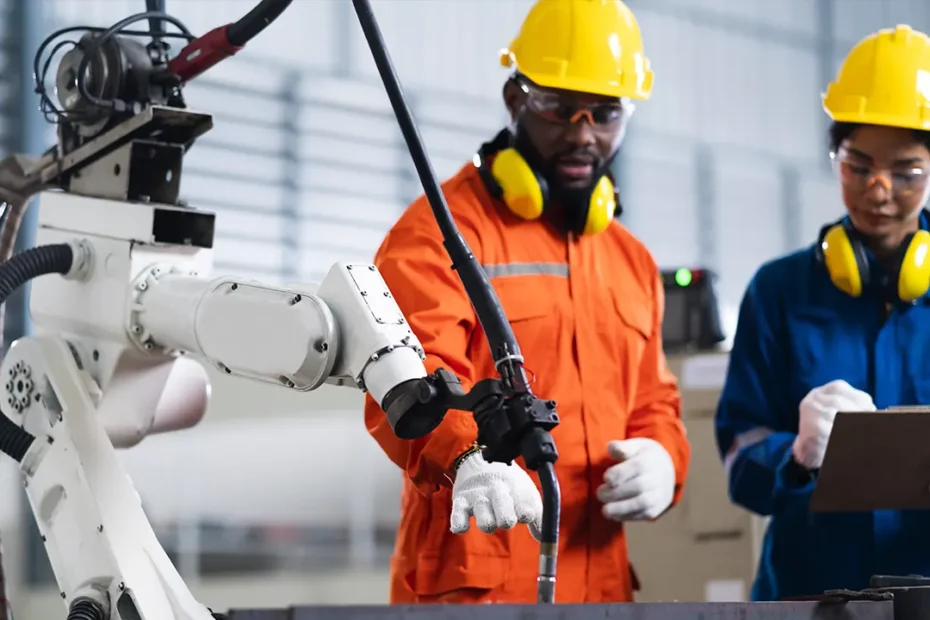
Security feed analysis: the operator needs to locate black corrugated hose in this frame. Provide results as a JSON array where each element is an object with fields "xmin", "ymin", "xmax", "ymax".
[
  {"xmin": 65, "ymin": 598, "xmax": 105, "ymax": 620},
  {"xmin": 0, "ymin": 243, "xmax": 74, "ymax": 463}
]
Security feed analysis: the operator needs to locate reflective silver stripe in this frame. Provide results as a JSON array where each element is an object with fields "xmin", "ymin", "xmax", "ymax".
[
  {"xmin": 723, "ymin": 427, "xmax": 775, "ymax": 477},
  {"xmin": 482, "ymin": 262, "xmax": 569, "ymax": 278}
]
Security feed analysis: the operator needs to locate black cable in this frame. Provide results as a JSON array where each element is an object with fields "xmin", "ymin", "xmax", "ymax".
[
  {"xmin": 536, "ymin": 462, "xmax": 560, "ymax": 603},
  {"xmin": 145, "ymin": 0, "xmax": 167, "ymax": 41},
  {"xmin": 226, "ymin": 0, "xmax": 295, "ymax": 47},
  {"xmin": 66, "ymin": 597, "xmax": 105, "ymax": 620},
  {"xmin": 0, "ymin": 244, "xmax": 75, "ymax": 463},
  {"xmin": 350, "ymin": 0, "xmax": 526, "ymax": 390}
]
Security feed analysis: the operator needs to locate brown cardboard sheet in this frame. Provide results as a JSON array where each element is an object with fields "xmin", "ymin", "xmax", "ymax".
[{"xmin": 810, "ymin": 409, "xmax": 930, "ymax": 513}]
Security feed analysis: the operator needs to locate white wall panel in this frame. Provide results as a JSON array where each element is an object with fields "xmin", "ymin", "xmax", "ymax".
[
  {"xmin": 833, "ymin": 0, "xmax": 930, "ymax": 48},
  {"xmin": 633, "ymin": 11, "xmax": 700, "ymax": 137},
  {"xmin": 213, "ymin": 210, "xmax": 288, "ymax": 243},
  {"xmin": 637, "ymin": 0, "xmax": 819, "ymax": 35},
  {"xmin": 298, "ymin": 161, "xmax": 402, "ymax": 203},
  {"xmin": 694, "ymin": 28, "xmax": 762, "ymax": 149},
  {"xmin": 637, "ymin": 11, "xmax": 820, "ymax": 161},
  {"xmin": 621, "ymin": 134, "xmax": 701, "ymax": 268},
  {"xmin": 185, "ymin": 145, "xmax": 282, "ymax": 184},
  {"xmin": 181, "ymin": 176, "xmax": 283, "ymax": 214},
  {"xmin": 118, "ymin": 414, "xmax": 402, "ymax": 528},
  {"xmin": 301, "ymin": 220, "xmax": 389, "ymax": 257},
  {"xmin": 799, "ymin": 175, "xmax": 845, "ymax": 244},
  {"xmin": 832, "ymin": 1, "xmax": 890, "ymax": 48},
  {"xmin": 884, "ymin": 0, "xmax": 930, "ymax": 31},
  {"xmin": 212, "ymin": 238, "xmax": 284, "ymax": 278},
  {"xmin": 759, "ymin": 46, "xmax": 822, "ymax": 162},
  {"xmin": 353, "ymin": 1, "xmax": 534, "ymax": 98},
  {"xmin": 301, "ymin": 192, "xmax": 400, "ymax": 231},
  {"xmin": 713, "ymin": 154, "xmax": 786, "ymax": 308},
  {"xmin": 696, "ymin": 32, "xmax": 820, "ymax": 160}
]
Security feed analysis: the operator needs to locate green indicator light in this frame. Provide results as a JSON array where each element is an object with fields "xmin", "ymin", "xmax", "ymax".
[{"xmin": 675, "ymin": 268, "xmax": 692, "ymax": 287}]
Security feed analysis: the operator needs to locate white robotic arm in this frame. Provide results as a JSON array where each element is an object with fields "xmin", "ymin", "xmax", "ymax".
[
  {"xmin": 0, "ymin": 182, "xmax": 461, "ymax": 620},
  {"xmin": 129, "ymin": 260, "xmax": 427, "ymax": 407}
]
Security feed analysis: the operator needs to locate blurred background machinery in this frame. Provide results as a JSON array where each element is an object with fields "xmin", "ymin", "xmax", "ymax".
[{"xmin": 0, "ymin": 0, "xmax": 929, "ymax": 616}]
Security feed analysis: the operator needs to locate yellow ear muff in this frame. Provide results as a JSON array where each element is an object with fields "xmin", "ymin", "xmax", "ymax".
[
  {"xmin": 821, "ymin": 224, "xmax": 863, "ymax": 297},
  {"xmin": 582, "ymin": 175, "xmax": 618, "ymax": 235},
  {"xmin": 898, "ymin": 229, "xmax": 930, "ymax": 302},
  {"xmin": 490, "ymin": 148, "xmax": 545, "ymax": 221}
]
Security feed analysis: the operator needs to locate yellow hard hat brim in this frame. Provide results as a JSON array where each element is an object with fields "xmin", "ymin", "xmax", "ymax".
[
  {"xmin": 822, "ymin": 96, "xmax": 930, "ymax": 131},
  {"xmin": 518, "ymin": 67, "xmax": 654, "ymax": 102}
]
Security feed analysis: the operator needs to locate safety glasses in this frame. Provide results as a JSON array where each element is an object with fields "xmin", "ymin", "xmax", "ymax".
[
  {"xmin": 519, "ymin": 80, "xmax": 633, "ymax": 129},
  {"xmin": 832, "ymin": 147, "xmax": 930, "ymax": 198}
]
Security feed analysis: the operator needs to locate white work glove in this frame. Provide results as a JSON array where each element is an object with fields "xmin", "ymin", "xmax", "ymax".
[
  {"xmin": 598, "ymin": 438, "xmax": 676, "ymax": 522},
  {"xmin": 793, "ymin": 379, "xmax": 875, "ymax": 470},
  {"xmin": 450, "ymin": 451, "xmax": 543, "ymax": 540}
]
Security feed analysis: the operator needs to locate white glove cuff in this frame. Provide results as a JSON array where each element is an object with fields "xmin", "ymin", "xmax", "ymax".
[
  {"xmin": 791, "ymin": 436, "xmax": 815, "ymax": 471},
  {"xmin": 453, "ymin": 445, "xmax": 486, "ymax": 479}
]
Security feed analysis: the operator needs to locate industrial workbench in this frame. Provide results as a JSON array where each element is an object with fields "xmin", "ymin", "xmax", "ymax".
[
  {"xmin": 225, "ymin": 601, "xmax": 891, "ymax": 620},
  {"xmin": 224, "ymin": 576, "xmax": 930, "ymax": 619}
]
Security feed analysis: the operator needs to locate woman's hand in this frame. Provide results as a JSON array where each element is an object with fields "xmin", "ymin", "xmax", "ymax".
[{"xmin": 793, "ymin": 379, "xmax": 875, "ymax": 469}]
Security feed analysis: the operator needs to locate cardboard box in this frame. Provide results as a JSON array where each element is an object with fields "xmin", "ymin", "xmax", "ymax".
[{"xmin": 625, "ymin": 352, "xmax": 768, "ymax": 602}]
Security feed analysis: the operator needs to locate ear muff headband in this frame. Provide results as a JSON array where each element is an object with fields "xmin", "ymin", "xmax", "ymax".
[
  {"xmin": 474, "ymin": 130, "xmax": 621, "ymax": 235},
  {"xmin": 817, "ymin": 210, "xmax": 930, "ymax": 302}
]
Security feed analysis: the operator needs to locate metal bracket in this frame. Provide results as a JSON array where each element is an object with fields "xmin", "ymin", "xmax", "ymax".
[
  {"xmin": 69, "ymin": 139, "xmax": 183, "ymax": 204},
  {"xmin": 45, "ymin": 105, "xmax": 212, "ymax": 188}
]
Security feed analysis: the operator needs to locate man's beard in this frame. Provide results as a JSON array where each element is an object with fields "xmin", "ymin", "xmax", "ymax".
[{"xmin": 511, "ymin": 122, "xmax": 616, "ymax": 233}]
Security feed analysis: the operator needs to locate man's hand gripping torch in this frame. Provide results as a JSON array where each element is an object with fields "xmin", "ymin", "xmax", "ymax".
[{"xmin": 351, "ymin": 0, "xmax": 563, "ymax": 604}]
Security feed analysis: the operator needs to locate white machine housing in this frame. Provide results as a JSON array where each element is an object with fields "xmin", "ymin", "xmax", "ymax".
[{"xmin": 7, "ymin": 188, "xmax": 429, "ymax": 619}]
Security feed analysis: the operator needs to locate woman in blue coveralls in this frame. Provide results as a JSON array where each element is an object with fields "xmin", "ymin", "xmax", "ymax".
[{"xmin": 715, "ymin": 24, "xmax": 930, "ymax": 601}]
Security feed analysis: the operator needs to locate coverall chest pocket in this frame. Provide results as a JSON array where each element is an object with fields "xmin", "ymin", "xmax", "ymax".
[
  {"xmin": 786, "ymin": 307, "xmax": 870, "ymax": 405},
  {"xmin": 489, "ymin": 277, "xmax": 562, "ymax": 382},
  {"xmin": 602, "ymin": 290, "xmax": 652, "ymax": 385}
]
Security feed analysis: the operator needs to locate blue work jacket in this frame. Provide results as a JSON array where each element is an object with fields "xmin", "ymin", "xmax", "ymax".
[{"xmin": 715, "ymin": 221, "xmax": 930, "ymax": 601}]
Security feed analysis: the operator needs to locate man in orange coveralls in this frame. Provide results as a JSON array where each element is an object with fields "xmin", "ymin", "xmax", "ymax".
[{"xmin": 364, "ymin": 0, "xmax": 690, "ymax": 605}]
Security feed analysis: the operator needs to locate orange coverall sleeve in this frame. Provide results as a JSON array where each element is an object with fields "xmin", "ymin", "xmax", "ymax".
[
  {"xmin": 626, "ymin": 270, "xmax": 691, "ymax": 506},
  {"xmin": 363, "ymin": 215, "xmax": 482, "ymax": 495}
]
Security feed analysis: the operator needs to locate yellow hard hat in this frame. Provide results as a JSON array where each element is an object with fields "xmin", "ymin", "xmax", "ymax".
[
  {"xmin": 823, "ymin": 24, "xmax": 930, "ymax": 130},
  {"xmin": 499, "ymin": 0, "xmax": 653, "ymax": 100}
]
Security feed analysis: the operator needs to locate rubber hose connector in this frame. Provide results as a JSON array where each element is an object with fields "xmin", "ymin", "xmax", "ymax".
[
  {"xmin": 0, "ymin": 243, "xmax": 74, "ymax": 462},
  {"xmin": 66, "ymin": 597, "xmax": 106, "ymax": 620}
]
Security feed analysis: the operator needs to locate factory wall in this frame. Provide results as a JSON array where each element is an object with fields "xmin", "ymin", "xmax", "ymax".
[{"xmin": 7, "ymin": 0, "xmax": 930, "ymax": 611}]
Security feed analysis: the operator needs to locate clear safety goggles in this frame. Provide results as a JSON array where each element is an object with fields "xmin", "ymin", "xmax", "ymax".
[
  {"xmin": 831, "ymin": 147, "xmax": 930, "ymax": 198},
  {"xmin": 518, "ymin": 80, "xmax": 634, "ymax": 131}
]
